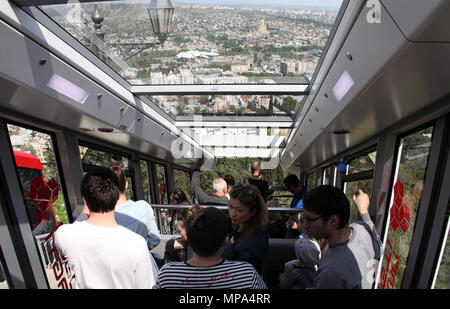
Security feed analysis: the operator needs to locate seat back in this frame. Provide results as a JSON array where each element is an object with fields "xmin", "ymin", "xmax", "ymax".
[{"xmin": 263, "ymin": 238, "xmax": 297, "ymax": 288}]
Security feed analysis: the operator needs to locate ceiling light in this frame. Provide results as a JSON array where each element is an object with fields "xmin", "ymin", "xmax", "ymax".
[
  {"xmin": 332, "ymin": 70, "xmax": 355, "ymax": 102},
  {"xmin": 46, "ymin": 73, "xmax": 88, "ymax": 104}
]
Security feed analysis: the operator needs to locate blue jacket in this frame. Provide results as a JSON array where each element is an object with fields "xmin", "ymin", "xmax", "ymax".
[{"xmin": 222, "ymin": 227, "xmax": 269, "ymax": 274}]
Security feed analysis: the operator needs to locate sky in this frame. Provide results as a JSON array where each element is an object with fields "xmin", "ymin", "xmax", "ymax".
[{"xmin": 171, "ymin": 0, "xmax": 343, "ymax": 9}]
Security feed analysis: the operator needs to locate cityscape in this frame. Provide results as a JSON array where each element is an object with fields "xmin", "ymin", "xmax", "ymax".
[{"xmin": 42, "ymin": 1, "xmax": 341, "ymax": 119}]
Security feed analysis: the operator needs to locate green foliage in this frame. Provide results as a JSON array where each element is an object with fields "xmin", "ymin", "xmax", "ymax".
[
  {"xmin": 53, "ymin": 194, "xmax": 69, "ymax": 224},
  {"xmin": 197, "ymin": 157, "xmax": 289, "ymax": 196}
]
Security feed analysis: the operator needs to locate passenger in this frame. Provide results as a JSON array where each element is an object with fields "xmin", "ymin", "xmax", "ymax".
[
  {"xmin": 77, "ymin": 165, "xmax": 162, "ymax": 266},
  {"xmin": 223, "ymin": 174, "xmax": 236, "ymax": 199},
  {"xmin": 168, "ymin": 188, "xmax": 190, "ymax": 233},
  {"xmin": 191, "ymin": 158, "xmax": 229, "ymax": 205},
  {"xmin": 54, "ymin": 167, "xmax": 157, "ymax": 288},
  {"xmin": 169, "ymin": 188, "xmax": 189, "ymax": 205},
  {"xmin": 155, "ymin": 207, "xmax": 267, "ymax": 289},
  {"xmin": 223, "ymin": 183, "xmax": 269, "ymax": 275},
  {"xmin": 283, "ymin": 174, "xmax": 307, "ymax": 238},
  {"xmin": 244, "ymin": 161, "xmax": 270, "ymax": 201},
  {"xmin": 278, "ymin": 235, "xmax": 321, "ymax": 289},
  {"xmin": 266, "ymin": 199, "xmax": 288, "ymax": 238},
  {"xmin": 108, "ymin": 165, "xmax": 161, "ymax": 250},
  {"xmin": 164, "ymin": 204, "xmax": 201, "ymax": 263},
  {"xmin": 302, "ymin": 186, "xmax": 382, "ymax": 289}
]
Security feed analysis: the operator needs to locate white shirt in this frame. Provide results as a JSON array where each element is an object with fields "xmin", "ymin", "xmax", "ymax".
[{"xmin": 54, "ymin": 221, "xmax": 157, "ymax": 289}]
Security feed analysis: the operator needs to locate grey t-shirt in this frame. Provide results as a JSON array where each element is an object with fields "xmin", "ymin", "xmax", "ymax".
[{"xmin": 314, "ymin": 213, "xmax": 382, "ymax": 289}]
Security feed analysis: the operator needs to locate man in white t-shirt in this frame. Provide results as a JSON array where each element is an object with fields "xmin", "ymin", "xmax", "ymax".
[{"xmin": 54, "ymin": 167, "xmax": 157, "ymax": 289}]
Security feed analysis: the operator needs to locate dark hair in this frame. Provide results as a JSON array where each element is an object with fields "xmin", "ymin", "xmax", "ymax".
[
  {"xmin": 177, "ymin": 204, "xmax": 202, "ymax": 228},
  {"xmin": 186, "ymin": 207, "xmax": 231, "ymax": 257},
  {"xmin": 283, "ymin": 174, "xmax": 300, "ymax": 187},
  {"xmin": 229, "ymin": 183, "xmax": 268, "ymax": 238},
  {"xmin": 250, "ymin": 161, "xmax": 261, "ymax": 174},
  {"xmin": 81, "ymin": 167, "xmax": 120, "ymax": 213},
  {"xmin": 108, "ymin": 165, "xmax": 126, "ymax": 193},
  {"xmin": 170, "ymin": 188, "xmax": 188, "ymax": 204},
  {"xmin": 302, "ymin": 185, "xmax": 350, "ymax": 229},
  {"xmin": 223, "ymin": 174, "xmax": 235, "ymax": 187}
]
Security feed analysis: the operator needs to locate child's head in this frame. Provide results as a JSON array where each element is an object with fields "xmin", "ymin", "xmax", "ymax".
[{"xmin": 295, "ymin": 235, "xmax": 321, "ymax": 267}]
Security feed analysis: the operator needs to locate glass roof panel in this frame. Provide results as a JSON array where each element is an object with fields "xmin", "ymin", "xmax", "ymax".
[
  {"xmin": 181, "ymin": 125, "xmax": 291, "ymax": 159},
  {"xmin": 150, "ymin": 94, "xmax": 304, "ymax": 119},
  {"xmin": 36, "ymin": 0, "xmax": 344, "ymax": 86}
]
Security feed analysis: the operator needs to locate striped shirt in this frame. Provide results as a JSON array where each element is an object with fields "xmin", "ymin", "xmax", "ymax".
[{"xmin": 154, "ymin": 260, "xmax": 267, "ymax": 289}]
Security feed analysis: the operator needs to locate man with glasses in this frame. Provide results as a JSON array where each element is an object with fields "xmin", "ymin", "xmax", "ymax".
[{"xmin": 302, "ymin": 185, "xmax": 382, "ymax": 289}]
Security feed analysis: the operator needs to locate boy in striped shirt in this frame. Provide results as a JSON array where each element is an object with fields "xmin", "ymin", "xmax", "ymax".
[{"xmin": 154, "ymin": 207, "xmax": 267, "ymax": 289}]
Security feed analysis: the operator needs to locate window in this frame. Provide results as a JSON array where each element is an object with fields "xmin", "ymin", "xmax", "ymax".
[
  {"xmin": 155, "ymin": 163, "xmax": 171, "ymax": 234},
  {"xmin": 344, "ymin": 179, "xmax": 374, "ymax": 224},
  {"xmin": 140, "ymin": 160, "xmax": 152, "ymax": 203},
  {"xmin": 377, "ymin": 126, "xmax": 434, "ymax": 289},
  {"xmin": 37, "ymin": 1, "xmax": 344, "ymax": 86},
  {"xmin": 322, "ymin": 165, "xmax": 335, "ymax": 185},
  {"xmin": 79, "ymin": 145, "xmax": 135, "ymax": 201},
  {"xmin": 347, "ymin": 151, "xmax": 376, "ymax": 174},
  {"xmin": 155, "ymin": 164, "xmax": 169, "ymax": 204},
  {"xmin": 306, "ymin": 171, "xmax": 317, "ymax": 191},
  {"xmin": 342, "ymin": 150, "xmax": 377, "ymax": 225},
  {"xmin": 7, "ymin": 123, "xmax": 72, "ymax": 289},
  {"xmin": 174, "ymin": 168, "xmax": 192, "ymax": 204},
  {"xmin": 151, "ymin": 94, "xmax": 303, "ymax": 119},
  {"xmin": 432, "ymin": 203, "xmax": 450, "ymax": 289}
]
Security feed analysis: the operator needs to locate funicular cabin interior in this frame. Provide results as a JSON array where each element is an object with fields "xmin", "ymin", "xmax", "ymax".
[{"xmin": 0, "ymin": 0, "xmax": 449, "ymax": 289}]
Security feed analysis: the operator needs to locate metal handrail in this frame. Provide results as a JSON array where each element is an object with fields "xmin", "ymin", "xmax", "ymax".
[
  {"xmin": 267, "ymin": 194, "xmax": 294, "ymax": 199},
  {"xmin": 150, "ymin": 204, "xmax": 302, "ymax": 214}
]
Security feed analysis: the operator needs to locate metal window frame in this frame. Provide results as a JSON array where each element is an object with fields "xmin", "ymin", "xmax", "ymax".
[
  {"xmin": 399, "ymin": 118, "xmax": 446, "ymax": 288},
  {"xmin": 0, "ymin": 119, "xmax": 49, "ymax": 288},
  {"xmin": 131, "ymin": 84, "xmax": 309, "ymax": 96},
  {"xmin": 0, "ymin": 177, "xmax": 27, "ymax": 288},
  {"xmin": 372, "ymin": 117, "xmax": 444, "ymax": 289},
  {"xmin": 428, "ymin": 144, "xmax": 450, "ymax": 288},
  {"xmin": 4, "ymin": 117, "xmax": 77, "ymax": 224},
  {"xmin": 408, "ymin": 114, "xmax": 450, "ymax": 288},
  {"xmin": 431, "ymin": 213, "xmax": 450, "ymax": 289},
  {"xmin": 54, "ymin": 130, "xmax": 84, "ymax": 219}
]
